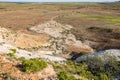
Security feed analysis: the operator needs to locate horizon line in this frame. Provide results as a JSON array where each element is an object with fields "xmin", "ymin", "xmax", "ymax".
[
  {"xmin": 0, "ymin": 0, "xmax": 119, "ymax": 3},
  {"xmin": 0, "ymin": 1, "xmax": 118, "ymax": 3}
]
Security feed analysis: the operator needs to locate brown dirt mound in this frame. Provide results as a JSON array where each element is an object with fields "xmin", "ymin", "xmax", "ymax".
[{"xmin": 15, "ymin": 33, "xmax": 50, "ymax": 49}]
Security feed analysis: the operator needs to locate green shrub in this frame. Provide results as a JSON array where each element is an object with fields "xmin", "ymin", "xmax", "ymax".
[
  {"xmin": 66, "ymin": 61, "xmax": 98, "ymax": 80},
  {"xmin": 7, "ymin": 53, "xmax": 14, "ymax": 57},
  {"xmin": 18, "ymin": 57, "xmax": 25, "ymax": 61},
  {"xmin": 7, "ymin": 48, "xmax": 17, "ymax": 57},
  {"xmin": 104, "ymin": 56, "xmax": 120, "ymax": 77},
  {"xmin": 10, "ymin": 48, "xmax": 17, "ymax": 53},
  {"xmin": 87, "ymin": 56, "xmax": 120, "ymax": 79},
  {"xmin": 54, "ymin": 61, "xmax": 98, "ymax": 80},
  {"xmin": 58, "ymin": 71, "xmax": 75, "ymax": 80},
  {"xmin": 99, "ymin": 73, "xmax": 109, "ymax": 80},
  {"xmin": 87, "ymin": 57, "xmax": 105, "ymax": 74},
  {"xmin": 22, "ymin": 59, "xmax": 47, "ymax": 73}
]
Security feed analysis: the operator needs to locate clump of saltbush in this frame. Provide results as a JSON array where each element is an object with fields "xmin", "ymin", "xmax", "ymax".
[
  {"xmin": 22, "ymin": 59, "xmax": 47, "ymax": 73},
  {"xmin": 57, "ymin": 70, "xmax": 75, "ymax": 80},
  {"xmin": 7, "ymin": 48, "xmax": 17, "ymax": 57},
  {"xmin": 86, "ymin": 56, "xmax": 120, "ymax": 79},
  {"xmin": 53, "ymin": 61, "xmax": 98, "ymax": 80}
]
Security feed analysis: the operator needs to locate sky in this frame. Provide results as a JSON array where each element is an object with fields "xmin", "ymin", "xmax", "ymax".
[{"xmin": 0, "ymin": 0, "xmax": 119, "ymax": 2}]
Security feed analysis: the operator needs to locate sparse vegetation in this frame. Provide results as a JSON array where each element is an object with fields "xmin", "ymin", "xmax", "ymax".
[
  {"xmin": 7, "ymin": 48, "xmax": 17, "ymax": 57},
  {"xmin": 53, "ymin": 61, "xmax": 98, "ymax": 80},
  {"xmin": 56, "ymin": 8, "xmax": 120, "ymax": 50},
  {"xmin": 58, "ymin": 71, "xmax": 75, "ymax": 80},
  {"xmin": 87, "ymin": 56, "xmax": 120, "ymax": 79},
  {"xmin": 62, "ymin": 13, "xmax": 120, "ymax": 26},
  {"xmin": 22, "ymin": 59, "xmax": 47, "ymax": 73},
  {"xmin": 0, "ymin": 2, "xmax": 119, "ymax": 80},
  {"xmin": 18, "ymin": 57, "xmax": 25, "ymax": 61},
  {"xmin": 53, "ymin": 55, "xmax": 120, "ymax": 80},
  {"xmin": 99, "ymin": 73, "xmax": 109, "ymax": 80}
]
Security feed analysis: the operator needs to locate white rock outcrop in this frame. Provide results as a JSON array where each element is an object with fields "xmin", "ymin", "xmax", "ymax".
[
  {"xmin": 0, "ymin": 21, "xmax": 94, "ymax": 62},
  {"xmin": 0, "ymin": 26, "xmax": 16, "ymax": 44},
  {"xmin": 30, "ymin": 20, "xmax": 94, "ymax": 54},
  {"xmin": 30, "ymin": 21, "xmax": 72, "ymax": 38},
  {"xmin": 75, "ymin": 49, "xmax": 120, "ymax": 62},
  {"xmin": 0, "ymin": 43, "xmax": 66, "ymax": 62}
]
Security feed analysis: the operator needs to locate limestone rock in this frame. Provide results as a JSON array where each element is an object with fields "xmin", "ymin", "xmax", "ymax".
[
  {"xmin": 75, "ymin": 49, "xmax": 120, "ymax": 62},
  {"xmin": 30, "ymin": 20, "xmax": 72, "ymax": 38},
  {"xmin": 30, "ymin": 21, "xmax": 94, "ymax": 54},
  {"xmin": 0, "ymin": 43, "xmax": 66, "ymax": 62},
  {"xmin": 65, "ymin": 34, "xmax": 94, "ymax": 53},
  {"xmin": 0, "ymin": 26, "xmax": 16, "ymax": 44}
]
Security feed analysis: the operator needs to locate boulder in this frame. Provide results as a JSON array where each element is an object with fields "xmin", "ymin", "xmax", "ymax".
[
  {"xmin": 75, "ymin": 49, "xmax": 120, "ymax": 62},
  {"xmin": 65, "ymin": 34, "xmax": 94, "ymax": 53}
]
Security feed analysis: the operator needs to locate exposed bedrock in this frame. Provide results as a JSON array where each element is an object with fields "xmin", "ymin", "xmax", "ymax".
[
  {"xmin": 75, "ymin": 49, "xmax": 120, "ymax": 62},
  {"xmin": 30, "ymin": 20, "xmax": 94, "ymax": 54}
]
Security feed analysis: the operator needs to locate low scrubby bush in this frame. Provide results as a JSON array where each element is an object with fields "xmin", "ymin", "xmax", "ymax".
[
  {"xmin": 7, "ymin": 48, "xmax": 17, "ymax": 58},
  {"xmin": 22, "ymin": 59, "xmax": 47, "ymax": 73},
  {"xmin": 87, "ymin": 56, "xmax": 120, "ymax": 79},
  {"xmin": 54, "ymin": 61, "xmax": 98, "ymax": 80},
  {"xmin": 99, "ymin": 73, "xmax": 109, "ymax": 80},
  {"xmin": 58, "ymin": 71, "xmax": 75, "ymax": 80}
]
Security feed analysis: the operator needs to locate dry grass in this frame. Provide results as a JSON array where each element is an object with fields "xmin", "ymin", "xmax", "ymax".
[
  {"xmin": 55, "ymin": 4, "xmax": 120, "ymax": 51},
  {"xmin": 0, "ymin": 2, "xmax": 120, "ymax": 51}
]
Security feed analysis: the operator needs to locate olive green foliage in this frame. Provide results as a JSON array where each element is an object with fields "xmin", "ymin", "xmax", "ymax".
[
  {"xmin": 53, "ymin": 61, "xmax": 98, "ymax": 80},
  {"xmin": 87, "ymin": 57, "xmax": 104, "ymax": 74},
  {"xmin": 18, "ymin": 57, "xmax": 25, "ymax": 61},
  {"xmin": 99, "ymin": 73, "xmax": 109, "ymax": 80},
  {"xmin": 54, "ymin": 55, "xmax": 120, "ymax": 80},
  {"xmin": 87, "ymin": 56, "xmax": 120, "ymax": 79},
  {"xmin": 22, "ymin": 59, "xmax": 47, "ymax": 73},
  {"xmin": 7, "ymin": 48, "xmax": 17, "ymax": 57},
  {"xmin": 58, "ymin": 71, "xmax": 75, "ymax": 80}
]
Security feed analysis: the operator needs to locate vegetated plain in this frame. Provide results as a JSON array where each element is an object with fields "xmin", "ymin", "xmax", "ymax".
[
  {"xmin": 0, "ymin": 2, "xmax": 120, "ymax": 50},
  {"xmin": 0, "ymin": 2, "xmax": 120, "ymax": 80}
]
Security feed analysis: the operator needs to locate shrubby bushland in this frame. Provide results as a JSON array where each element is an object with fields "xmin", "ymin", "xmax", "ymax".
[
  {"xmin": 53, "ymin": 61, "xmax": 98, "ymax": 80},
  {"xmin": 58, "ymin": 71, "xmax": 75, "ymax": 80},
  {"xmin": 99, "ymin": 73, "xmax": 109, "ymax": 80},
  {"xmin": 54, "ymin": 55, "xmax": 120, "ymax": 80},
  {"xmin": 86, "ymin": 56, "xmax": 120, "ymax": 79}
]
